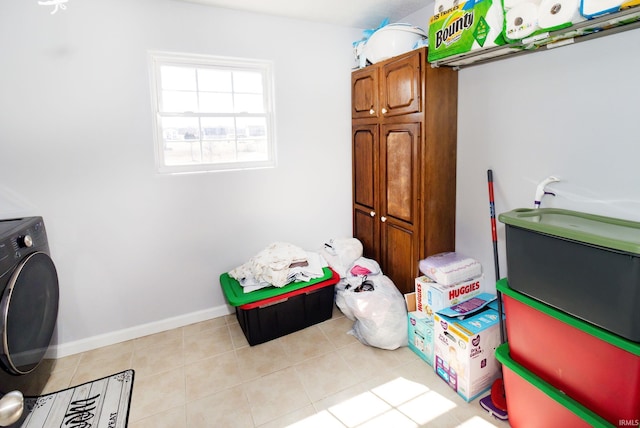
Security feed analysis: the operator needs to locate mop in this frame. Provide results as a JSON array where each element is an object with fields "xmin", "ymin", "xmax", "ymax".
[{"xmin": 479, "ymin": 169, "xmax": 508, "ymax": 420}]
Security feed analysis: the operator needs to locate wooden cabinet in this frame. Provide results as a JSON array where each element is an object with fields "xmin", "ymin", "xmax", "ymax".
[{"xmin": 351, "ymin": 47, "xmax": 458, "ymax": 294}]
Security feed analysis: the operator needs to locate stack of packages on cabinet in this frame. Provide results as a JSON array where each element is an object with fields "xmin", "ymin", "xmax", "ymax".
[{"xmin": 407, "ymin": 252, "xmax": 484, "ymax": 367}]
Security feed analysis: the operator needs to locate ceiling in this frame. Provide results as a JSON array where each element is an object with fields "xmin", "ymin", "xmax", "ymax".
[{"xmin": 176, "ymin": 0, "xmax": 429, "ymax": 29}]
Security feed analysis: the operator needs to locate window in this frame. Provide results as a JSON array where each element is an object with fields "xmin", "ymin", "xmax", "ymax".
[{"xmin": 148, "ymin": 51, "xmax": 276, "ymax": 174}]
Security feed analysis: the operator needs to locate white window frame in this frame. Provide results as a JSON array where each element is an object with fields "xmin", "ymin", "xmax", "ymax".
[{"xmin": 148, "ymin": 51, "xmax": 277, "ymax": 174}]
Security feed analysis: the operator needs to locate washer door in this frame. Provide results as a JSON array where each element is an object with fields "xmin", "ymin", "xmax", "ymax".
[{"xmin": 1, "ymin": 252, "xmax": 59, "ymax": 375}]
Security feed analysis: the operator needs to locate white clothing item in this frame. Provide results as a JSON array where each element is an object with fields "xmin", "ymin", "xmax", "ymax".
[
  {"xmin": 229, "ymin": 242, "xmax": 309, "ymax": 288},
  {"xmin": 287, "ymin": 251, "xmax": 328, "ymax": 283},
  {"xmin": 229, "ymin": 242, "xmax": 327, "ymax": 293}
]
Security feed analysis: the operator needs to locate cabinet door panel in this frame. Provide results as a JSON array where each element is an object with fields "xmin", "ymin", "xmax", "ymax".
[
  {"xmin": 352, "ymin": 67, "xmax": 379, "ymax": 119},
  {"xmin": 381, "ymin": 53, "xmax": 421, "ymax": 117},
  {"xmin": 354, "ymin": 207, "xmax": 379, "ymax": 262},
  {"xmin": 381, "ymin": 222, "xmax": 416, "ymax": 295},
  {"xmin": 353, "ymin": 125, "xmax": 378, "ymax": 209},
  {"xmin": 353, "ymin": 124, "xmax": 379, "ymax": 261},
  {"xmin": 381, "ymin": 123, "xmax": 419, "ymax": 225}
]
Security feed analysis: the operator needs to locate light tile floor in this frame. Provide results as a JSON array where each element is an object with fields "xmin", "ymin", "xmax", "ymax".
[{"xmin": 14, "ymin": 306, "xmax": 512, "ymax": 427}]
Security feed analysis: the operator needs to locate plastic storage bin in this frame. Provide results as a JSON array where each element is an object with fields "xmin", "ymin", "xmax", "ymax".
[
  {"xmin": 220, "ymin": 267, "xmax": 339, "ymax": 346},
  {"xmin": 495, "ymin": 344, "xmax": 614, "ymax": 428},
  {"xmin": 498, "ymin": 207, "xmax": 640, "ymax": 341},
  {"xmin": 498, "ymin": 279, "xmax": 640, "ymax": 426}
]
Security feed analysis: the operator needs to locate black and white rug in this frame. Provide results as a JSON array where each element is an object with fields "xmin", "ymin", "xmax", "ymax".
[{"xmin": 10, "ymin": 369, "xmax": 134, "ymax": 428}]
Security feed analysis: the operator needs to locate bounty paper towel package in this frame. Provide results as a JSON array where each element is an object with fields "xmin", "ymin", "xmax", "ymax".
[
  {"xmin": 434, "ymin": 296, "xmax": 502, "ymax": 402},
  {"xmin": 503, "ymin": 0, "xmax": 543, "ymax": 41},
  {"xmin": 428, "ymin": 0, "xmax": 506, "ymax": 62},
  {"xmin": 538, "ymin": 0, "xmax": 585, "ymax": 31},
  {"xmin": 503, "ymin": 0, "xmax": 584, "ymax": 41}
]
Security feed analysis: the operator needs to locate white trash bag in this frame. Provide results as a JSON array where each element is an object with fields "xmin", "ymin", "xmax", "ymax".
[{"xmin": 341, "ymin": 273, "xmax": 408, "ymax": 350}]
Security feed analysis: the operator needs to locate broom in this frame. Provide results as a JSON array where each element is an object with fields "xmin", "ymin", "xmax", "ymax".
[{"xmin": 479, "ymin": 169, "xmax": 508, "ymax": 418}]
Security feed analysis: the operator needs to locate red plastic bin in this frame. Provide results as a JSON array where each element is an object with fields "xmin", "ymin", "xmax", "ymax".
[
  {"xmin": 498, "ymin": 279, "xmax": 640, "ymax": 427},
  {"xmin": 495, "ymin": 343, "xmax": 614, "ymax": 428}
]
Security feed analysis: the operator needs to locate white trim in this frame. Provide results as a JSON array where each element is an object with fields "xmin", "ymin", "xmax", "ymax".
[{"xmin": 46, "ymin": 304, "xmax": 234, "ymax": 358}]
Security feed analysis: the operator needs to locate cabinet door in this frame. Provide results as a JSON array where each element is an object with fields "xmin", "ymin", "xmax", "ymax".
[
  {"xmin": 379, "ymin": 122, "xmax": 421, "ymax": 294},
  {"xmin": 351, "ymin": 67, "xmax": 379, "ymax": 120},
  {"xmin": 380, "ymin": 52, "xmax": 421, "ymax": 118},
  {"xmin": 352, "ymin": 123, "xmax": 379, "ymax": 262}
]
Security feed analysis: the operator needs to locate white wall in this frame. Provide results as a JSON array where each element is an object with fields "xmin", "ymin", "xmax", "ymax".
[{"xmin": 0, "ymin": 0, "xmax": 359, "ymax": 356}]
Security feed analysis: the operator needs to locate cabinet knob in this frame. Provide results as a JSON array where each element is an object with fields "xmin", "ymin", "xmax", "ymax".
[
  {"xmin": 381, "ymin": 108, "xmax": 387, "ymax": 114},
  {"xmin": 370, "ymin": 211, "xmax": 376, "ymax": 217},
  {"xmin": 381, "ymin": 216, "xmax": 387, "ymax": 222},
  {"xmin": 369, "ymin": 109, "xmax": 375, "ymax": 115}
]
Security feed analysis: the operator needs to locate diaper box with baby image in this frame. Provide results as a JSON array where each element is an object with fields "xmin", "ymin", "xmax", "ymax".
[
  {"xmin": 433, "ymin": 294, "xmax": 503, "ymax": 401},
  {"xmin": 405, "ymin": 292, "xmax": 435, "ymax": 366}
]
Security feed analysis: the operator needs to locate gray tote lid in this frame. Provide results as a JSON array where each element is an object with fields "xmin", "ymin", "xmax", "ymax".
[{"xmin": 498, "ymin": 208, "xmax": 640, "ymax": 255}]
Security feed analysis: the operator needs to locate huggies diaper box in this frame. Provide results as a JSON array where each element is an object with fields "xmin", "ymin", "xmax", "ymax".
[
  {"xmin": 415, "ymin": 275, "xmax": 484, "ymax": 319},
  {"xmin": 434, "ymin": 294, "xmax": 503, "ymax": 401}
]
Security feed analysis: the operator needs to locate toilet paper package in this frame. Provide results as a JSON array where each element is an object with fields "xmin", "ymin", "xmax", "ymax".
[{"xmin": 428, "ymin": 0, "xmax": 507, "ymax": 62}]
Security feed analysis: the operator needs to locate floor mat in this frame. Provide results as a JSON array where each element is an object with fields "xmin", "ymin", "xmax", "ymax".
[{"xmin": 9, "ymin": 369, "xmax": 134, "ymax": 428}]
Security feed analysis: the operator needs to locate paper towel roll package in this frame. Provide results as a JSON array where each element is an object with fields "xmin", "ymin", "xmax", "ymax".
[
  {"xmin": 428, "ymin": 0, "xmax": 506, "ymax": 62},
  {"xmin": 580, "ymin": 0, "xmax": 624, "ymax": 17},
  {"xmin": 435, "ymin": 0, "xmax": 457, "ymax": 14},
  {"xmin": 538, "ymin": 0, "xmax": 585, "ymax": 31},
  {"xmin": 504, "ymin": 1, "xmax": 542, "ymax": 40}
]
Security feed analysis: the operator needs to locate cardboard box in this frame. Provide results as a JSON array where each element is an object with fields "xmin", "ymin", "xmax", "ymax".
[
  {"xmin": 415, "ymin": 275, "xmax": 484, "ymax": 319},
  {"xmin": 434, "ymin": 301, "xmax": 502, "ymax": 401},
  {"xmin": 427, "ymin": 0, "xmax": 506, "ymax": 63},
  {"xmin": 405, "ymin": 292, "xmax": 435, "ymax": 366}
]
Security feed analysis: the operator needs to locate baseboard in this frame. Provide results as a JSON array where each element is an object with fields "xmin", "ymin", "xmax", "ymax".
[{"xmin": 46, "ymin": 304, "xmax": 234, "ymax": 358}]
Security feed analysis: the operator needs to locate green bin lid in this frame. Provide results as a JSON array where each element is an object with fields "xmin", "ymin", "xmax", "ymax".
[
  {"xmin": 220, "ymin": 267, "xmax": 335, "ymax": 307},
  {"xmin": 495, "ymin": 343, "xmax": 616, "ymax": 428},
  {"xmin": 498, "ymin": 208, "xmax": 640, "ymax": 255},
  {"xmin": 497, "ymin": 279, "xmax": 640, "ymax": 356}
]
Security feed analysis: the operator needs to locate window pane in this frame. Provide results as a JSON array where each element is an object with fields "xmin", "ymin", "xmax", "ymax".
[
  {"xmin": 198, "ymin": 69, "xmax": 232, "ymax": 92},
  {"xmin": 201, "ymin": 117, "xmax": 234, "ymax": 140},
  {"xmin": 236, "ymin": 117, "xmax": 268, "ymax": 161},
  {"xmin": 161, "ymin": 117, "xmax": 203, "ymax": 165},
  {"xmin": 162, "ymin": 90, "xmax": 198, "ymax": 112},
  {"xmin": 199, "ymin": 92, "xmax": 233, "ymax": 113},
  {"xmin": 234, "ymin": 93, "xmax": 264, "ymax": 113},
  {"xmin": 161, "ymin": 66, "xmax": 196, "ymax": 91},
  {"xmin": 233, "ymin": 71, "xmax": 263, "ymax": 93}
]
